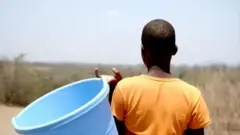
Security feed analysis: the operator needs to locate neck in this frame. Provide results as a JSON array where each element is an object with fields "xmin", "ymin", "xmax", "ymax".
[{"xmin": 147, "ymin": 65, "xmax": 172, "ymax": 78}]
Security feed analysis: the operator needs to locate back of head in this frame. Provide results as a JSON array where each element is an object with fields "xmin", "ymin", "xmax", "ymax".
[{"xmin": 141, "ymin": 19, "xmax": 177, "ymax": 56}]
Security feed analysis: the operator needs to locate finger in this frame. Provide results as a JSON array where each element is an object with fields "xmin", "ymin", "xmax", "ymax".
[
  {"xmin": 112, "ymin": 68, "xmax": 122, "ymax": 80},
  {"xmin": 95, "ymin": 68, "xmax": 101, "ymax": 78}
]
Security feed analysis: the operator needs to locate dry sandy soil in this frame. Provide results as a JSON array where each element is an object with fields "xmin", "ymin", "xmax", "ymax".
[
  {"xmin": 0, "ymin": 105, "xmax": 22, "ymax": 135},
  {"xmin": 1, "ymin": 104, "xmax": 240, "ymax": 135}
]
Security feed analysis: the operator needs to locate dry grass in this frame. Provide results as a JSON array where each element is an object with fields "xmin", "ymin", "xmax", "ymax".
[{"xmin": 0, "ymin": 55, "xmax": 239, "ymax": 135}]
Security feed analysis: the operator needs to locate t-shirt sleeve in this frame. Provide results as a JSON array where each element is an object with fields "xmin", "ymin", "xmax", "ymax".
[
  {"xmin": 188, "ymin": 93, "xmax": 211, "ymax": 129},
  {"xmin": 111, "ymin": 84, "xmax": 125, "ymax": 121}
]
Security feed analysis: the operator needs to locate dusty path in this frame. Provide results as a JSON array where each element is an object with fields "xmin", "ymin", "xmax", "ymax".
[{"xmin": 0, "ymin": 105, "xmax": 22, "ymax": 135}]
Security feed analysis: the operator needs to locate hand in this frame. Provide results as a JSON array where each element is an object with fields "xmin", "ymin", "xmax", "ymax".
[
  {"xmin": 95, "ymin": 68, "xmax": 122, "ymax": 103},
  {"xmin": 95, "ymin": 68, "xmax": 122, "ymax": 84}
]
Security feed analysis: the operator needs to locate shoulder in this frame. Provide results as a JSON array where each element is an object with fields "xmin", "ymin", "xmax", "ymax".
[
  {"xmin": 176, "ymin": 79, "xmax": 203, "ymax": 104},
  {"xmin": 117, "ymin": 75, "xmax": 143, "ymax": 89},
  {"xmin": 177, "ymin": 80, "xmax": 201, "ymax": 92},
  {"xmin": 114, "ymin": 75, "xmax": 143, "ymax": 95}
]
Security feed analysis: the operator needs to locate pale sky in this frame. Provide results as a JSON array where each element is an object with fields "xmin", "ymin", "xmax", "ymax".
[{"xmin": 0, "ymin": 0, "xmax": 239, "ymax": 65}]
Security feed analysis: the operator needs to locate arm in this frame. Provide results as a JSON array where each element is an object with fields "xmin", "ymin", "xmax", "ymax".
[
  {"xmin": 110, "ymin": 84, "xmax": 126, "ymax": 135},
  {"xmin": 185, "ymin": 94, "xmax": 211, "ymax": 135},
  {"xmin": 108, "ymin": 80, "xmax": 118, "ymax": 104},
  {"xmin": 114, "ymin": 116, "xmax": 126, "ymax": 135},
  {"xmin": 184, "ymin": 128, "xmax": 204, "ymax": 135},
  {"xmin": 94, "ymin": 68, "xmax": 125, "ymax": 134},
  {"xmin": 94, "ymin": 68, "xmax": 122, "ymax": 104}
]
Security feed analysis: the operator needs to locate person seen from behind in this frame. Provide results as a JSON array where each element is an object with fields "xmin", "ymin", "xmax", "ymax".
[{"xmin": 95, "ymin": 19, "xmax": 211, "ymax": 135}]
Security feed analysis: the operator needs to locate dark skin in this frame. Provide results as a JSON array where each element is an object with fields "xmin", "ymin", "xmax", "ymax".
[
  {"xmin": 95, "ymin": 47, "xmax": 205, "ymax": 135},
  {"xmin": 95, "ymin": 68, "xmax": 125, "ymax": 135}
]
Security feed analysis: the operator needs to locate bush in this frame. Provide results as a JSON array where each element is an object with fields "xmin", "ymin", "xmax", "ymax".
[
  {"xmin": 1, "ymin": 55, "xmax": 240, "ymax": 134},
  {"xmin": 0, "ymin": 55, "xmax": 70, "ymax": 106}
]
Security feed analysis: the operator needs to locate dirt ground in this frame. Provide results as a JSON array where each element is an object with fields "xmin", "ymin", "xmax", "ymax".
[
  {"xmin": 0, "ymin": 105, "xmax": 22, "ymax": 135},
  {"xmin": 1, "ymin": 105, "xmax": 240, "ymax": 135}
]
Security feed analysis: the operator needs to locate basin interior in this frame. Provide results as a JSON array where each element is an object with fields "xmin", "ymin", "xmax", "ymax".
[{"xmin": 14, "ymin": 79, "xmax": 105, "ymax": 128}]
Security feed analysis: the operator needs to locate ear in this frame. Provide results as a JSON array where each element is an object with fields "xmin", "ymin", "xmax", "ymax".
[
  {"xmin": 141, "ymin": 47, "xmax": 149, "ymax": 68},
  {"xmin": 172, "ymin": 45, "xmax": 178, "ymax": 55}
]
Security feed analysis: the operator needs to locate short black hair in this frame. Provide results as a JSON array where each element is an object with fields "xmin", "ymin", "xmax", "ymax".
[{"xmin": 141, "ymin": 19, "xmax": 176, "ymax": 54}]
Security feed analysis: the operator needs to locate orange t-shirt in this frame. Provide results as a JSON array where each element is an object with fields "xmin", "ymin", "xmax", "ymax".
[{"xmin": 111, "ymin": 75, "xmax": 211, "ymax": 135}]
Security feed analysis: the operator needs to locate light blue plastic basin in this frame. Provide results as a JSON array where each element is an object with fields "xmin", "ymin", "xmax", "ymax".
[{"xmin": 12, "ymin": 78, "xmax": 118, "ymax": 135}]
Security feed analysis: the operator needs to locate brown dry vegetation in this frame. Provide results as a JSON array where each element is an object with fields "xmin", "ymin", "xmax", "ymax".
[{"xmin": 0, "ymin": 55, "xmax": 240, "ymax": 135}]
